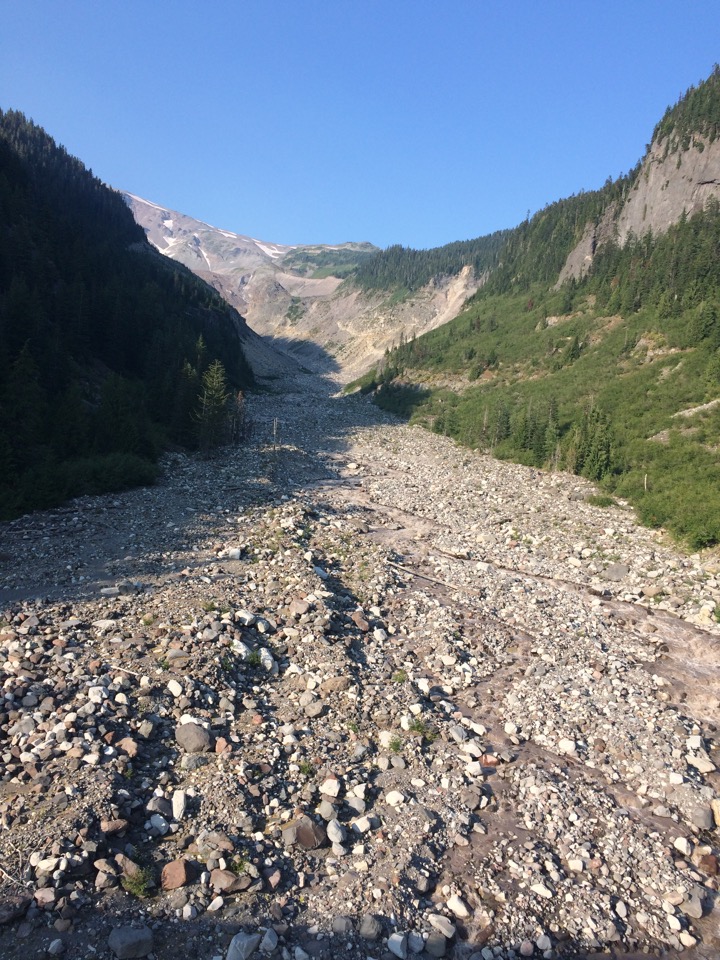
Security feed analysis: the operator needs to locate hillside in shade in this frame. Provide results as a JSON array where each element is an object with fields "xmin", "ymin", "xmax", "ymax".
[{"xmin": 0, "ymin": 109, "xmax": 255, "ymax": 518}]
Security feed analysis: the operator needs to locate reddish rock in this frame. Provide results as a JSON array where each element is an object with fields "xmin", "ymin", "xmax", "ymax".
[
  {"xmin": 264, "ymin": 867, "xmax": 282, "ymax": 890},
  {"xmin": 351, "ymin": 611, "xmax": 369, "ymax": 631},
  {"xmin": 100, "ymin": 818, "xmax": 129, "ymax": 836},
  {"xmin": 161, "ymin": 858, "xmax": 192, "ymax": 891},
  {"xmin": 34, "ymin": 887, "xmax": 57, "ymax": 909},
  {"xmin": 116, "ymin": 737, "xmax": 138, "ymax": 758}
]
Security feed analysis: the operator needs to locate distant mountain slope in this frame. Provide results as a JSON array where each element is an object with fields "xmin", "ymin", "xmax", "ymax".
[
  {"xmin": 124, "ymin": 194, "xmax": 498, "ymax": 379},
  {"xmin": 0, "ymin": 110, "xmax": 258, "ymax": 518},
  {"xmin": 354, "ymin": 66, "xmax": 720, "ymax": 548}
]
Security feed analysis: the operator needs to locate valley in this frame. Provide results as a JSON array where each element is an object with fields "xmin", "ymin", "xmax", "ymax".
[
  {"xmin": 124, "ymin": 194, "xmax": 488, "ymax": 381},
  {"xmin": 1, "ymin": 372, "xmax": 719, "ymax": 960}
]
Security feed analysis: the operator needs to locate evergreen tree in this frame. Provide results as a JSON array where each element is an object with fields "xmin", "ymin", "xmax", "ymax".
[{"xmin": 195, "ymin": 360, "xmax": 230, "ymax": 454}]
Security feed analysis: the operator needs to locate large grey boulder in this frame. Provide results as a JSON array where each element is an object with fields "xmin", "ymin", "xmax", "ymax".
[{"xmin": 108, "ymin": 925, "xmax": 154, "ymax": 959}]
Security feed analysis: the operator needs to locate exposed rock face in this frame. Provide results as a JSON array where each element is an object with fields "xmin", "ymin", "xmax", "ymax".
[
  {"xmin": 124, "ymin": 193, "xmax": 482, "ymax": 380},
  {"xmin": 558, "ymin": 134, "xmax": 720, "ymax": 285}
]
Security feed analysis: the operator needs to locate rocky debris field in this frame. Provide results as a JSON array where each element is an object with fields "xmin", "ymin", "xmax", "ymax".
[{"xmin": 1, "ymin": 373, "xmax": 719, "ymax": 960}]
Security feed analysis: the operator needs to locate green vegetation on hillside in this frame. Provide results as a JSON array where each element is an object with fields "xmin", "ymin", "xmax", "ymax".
[
  {"xmin": 353, "ymin": 67, "xmax": 720, "ymax": 549},
  {"xmin": 0, "ymin": 109, "xmax": 254, "ymax": 519},
  {"xmin": 353, "ymin": 231, "xmax": 510, "ymax": 294},
  {"xmin": 654, "ymin": 63, "xmax": 720, "ymax": 150},
  {"xmin": 281, "ymin": 243, "xmax": 378, "ymax": 279}
]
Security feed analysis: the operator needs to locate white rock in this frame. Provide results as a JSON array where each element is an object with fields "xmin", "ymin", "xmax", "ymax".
[
  {"xmin": 673, "ymin": 836, "xmax": 692, "ymax": 857},
  {"xmin": 385, "ymin": 790, "xmax": 405, "ymax": 807},
  {"xmin": 447, "ymin": 893, "xmax": 470, "ymax": 918},
  {"xmin": 530, "ymin": 882, "xmax": 553, "ymax": 899},
  {"xmin": 320, "ymin": 777, "xmax": 341, "ymax": 798},
  {"xmin": 428, "ymin": 914, "xmax": 455, "ymax": 938},
  {"xmin": 172, "ymin": 789, "xmax": 187, "ymax": 821}
]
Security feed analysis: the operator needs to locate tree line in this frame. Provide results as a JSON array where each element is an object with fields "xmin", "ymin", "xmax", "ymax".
[{"xmin": 0, "ymin": 109, "xmax": 254, "ymax": 518}]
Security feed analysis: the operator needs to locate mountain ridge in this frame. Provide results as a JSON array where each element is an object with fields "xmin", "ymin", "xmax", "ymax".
[{"xmin": 124, "ymin": 193, "xmax": 498, "ymax": 379}]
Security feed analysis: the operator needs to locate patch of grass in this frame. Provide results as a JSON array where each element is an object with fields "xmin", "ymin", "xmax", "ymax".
[
  {"xmin": 121, "ymin": 866, "xmax": 154, "ymax": 898},
  {"xmin": 391, "ymin": 670, "xmax": 408, "ymax": 684},
  {"xmin": 298, "ymin": 760, "xmax": 315, "ymax": 777},
  {"xmin": 246, "ymin": 650, "xmax": 262, "ymax": 669},
  {"xmin": 587, "ymin": 493, "xmax": 617, "ymax": 508},
  {"xmin": 201, "ymin": 600, "xmax": 217, "ymax": 612},
  {"xmin": 408, "ymin": 718, "xmax": 438, "ymax": 742},
  {"xmin": 141, "ymin": 614, "xmax": 157, "ymax": 626},
  {"xmin": 389, "ymin": 735, "xmax": 403, "ymax": 754},
  {"xmin": 347, "ymin": 720, "xmax": 360, "ymax": 734}
]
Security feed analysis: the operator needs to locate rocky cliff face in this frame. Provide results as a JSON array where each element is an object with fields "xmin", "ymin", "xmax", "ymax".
[
  {"xmin": 124, "ymin": 194, "xmax": 482, "ymax": 381},
  {"xmin": 557, "ymin": 135, "xmax": 720, "ymax": 284}
]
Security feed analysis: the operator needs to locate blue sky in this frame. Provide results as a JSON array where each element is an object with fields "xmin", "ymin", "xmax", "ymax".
[{"xmin": 2, "ymin": 1, "xmax": 719, "ymax": 248}]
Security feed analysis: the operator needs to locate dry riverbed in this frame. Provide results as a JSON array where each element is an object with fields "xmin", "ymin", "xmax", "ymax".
[{"xmin": 1, "ymin": 373, "xmax": 719, "ymax": 960}]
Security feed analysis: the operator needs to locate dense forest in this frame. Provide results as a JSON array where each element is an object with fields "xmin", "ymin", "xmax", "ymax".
[
  {"xmin": 352, "ymin": 230, "xmax": 510, "ymax": 294},
  {"xmin": 353, "ymin": 68, "xmax": 720, "ymax": 549},
  {"xmin": 0, "ymin": 109, "xmax": 253, "ymax": 518}
]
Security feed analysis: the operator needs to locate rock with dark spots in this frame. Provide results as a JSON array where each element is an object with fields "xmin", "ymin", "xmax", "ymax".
[
  {"xmin": 175, "ymin": 721, "xmax": 213, "ymax": 753},
  {"xmin": 107, "ymin": 925, "xmax": 154, "ymax": 959}
]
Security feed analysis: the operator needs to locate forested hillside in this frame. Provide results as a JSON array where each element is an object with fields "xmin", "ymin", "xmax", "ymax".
[
  {"xmin": 0, "ymin": 110, "xmax": 253, "ymax": 518},
  {"xmin": 352, "ymin": 230, "xmax": 510, "ymax": 294},
  {"xmin": 354, "ymin": 68, "xmax": 720, "ymax": 548}
]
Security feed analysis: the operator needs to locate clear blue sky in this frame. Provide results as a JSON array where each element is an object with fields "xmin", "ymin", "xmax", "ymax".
[{"xmin": 2, "ymin": 1, "xmax": 719, "ymax": 249}]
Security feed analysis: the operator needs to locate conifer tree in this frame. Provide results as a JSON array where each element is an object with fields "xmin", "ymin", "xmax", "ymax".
[{"xmin": 195, "ymin": 360, "xmax": 230, "ymax": 454}]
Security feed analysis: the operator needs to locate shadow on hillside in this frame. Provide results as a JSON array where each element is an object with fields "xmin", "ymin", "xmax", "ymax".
[
  {"xmin": 0, "ymin": 342, "xmax": 698, "ymax": 960},
  {"xmin": 263, "ymin": 334, "xmax": 342, "ymax": 377},
  {"xmin": 0, "ymin": 339, "xmax": 387, "ymax": 605}
]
